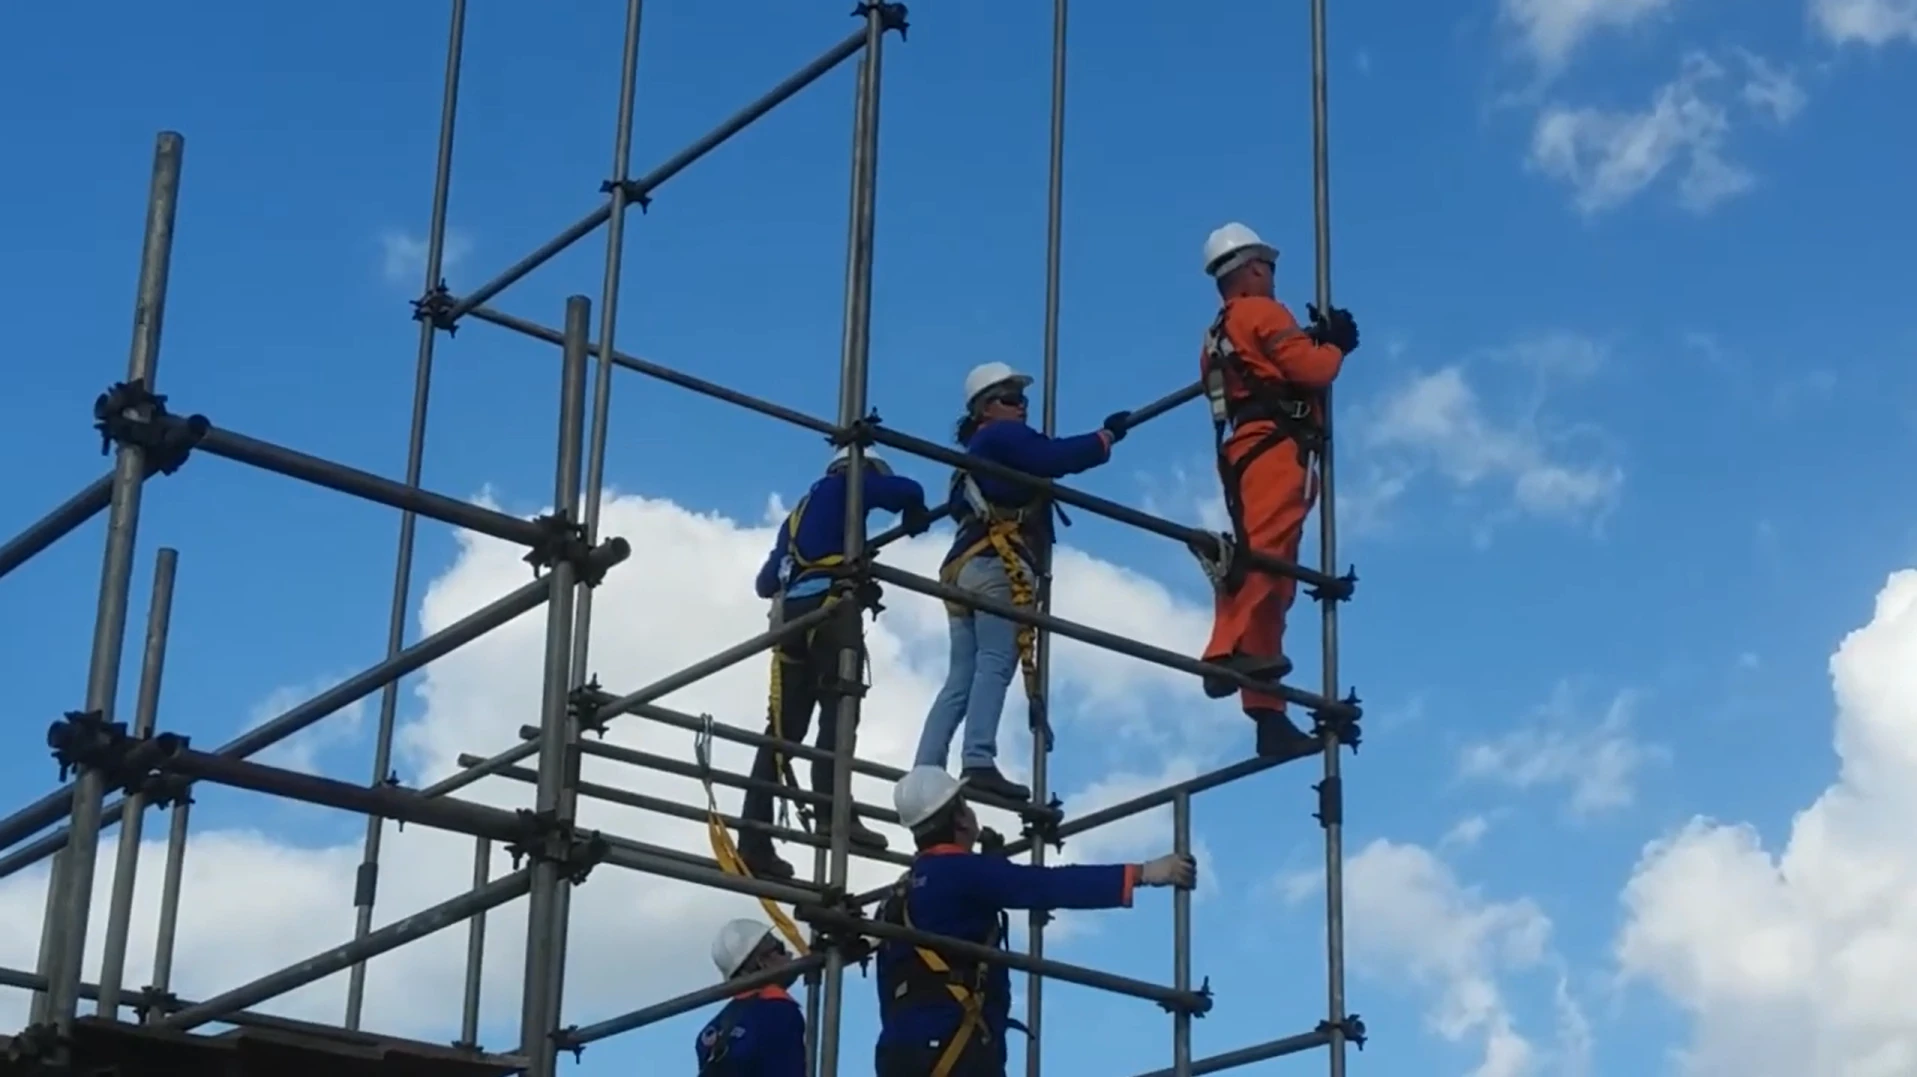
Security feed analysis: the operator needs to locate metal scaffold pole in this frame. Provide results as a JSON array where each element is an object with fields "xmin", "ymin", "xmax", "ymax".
[
  {"xmin": 817, "ymin": 5, "xmax": 889, "ymax": 1075},
  {"xmin": 36, "ymin": 131, "xmax": 184, "ymax": 1048},
  {"xmin": 344, "ymin": 0, "xmax": 467, "ymax": 1029}
]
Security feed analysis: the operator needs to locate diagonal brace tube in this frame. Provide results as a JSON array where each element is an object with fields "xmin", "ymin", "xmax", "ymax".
[
  {"xmin": 1126, "ymin": 1029, "xmax": 1335, "ymax": 1077},
  {"xmin": 0, "ymin": 474, "xmax": 115, "ymax": 583},
  {"xmin": 154, "ymin": 866, "xmax": 535, "ymax": 1031},
  {"xmin": 560, "ymin": 951, "xmax": 831, "ymax": 1048}
]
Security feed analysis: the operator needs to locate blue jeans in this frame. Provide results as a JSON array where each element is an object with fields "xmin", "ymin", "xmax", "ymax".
[{"xmin": 915, "ymin": 555, "xmax": 1022, "ymax": 771}]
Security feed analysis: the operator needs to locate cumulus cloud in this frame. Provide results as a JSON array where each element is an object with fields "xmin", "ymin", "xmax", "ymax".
[
  {"xmin": 1294, "ymin": 839, "xmax": 1590, "ymax": 1076},
  {"xmin": 1459, "ymin": 684, "xmax": 1665, "ymax": 818},
  {"xmin": 1615, "ymin": 569, "xmax": 1917, "ymax": 1075},
  {"xmin": 1352, "ymin": 338, "xmax": 1624, "ymax": 537},
  {"xmin": 0, "ymin": 490, "xmax": 1240, "ymax": 1046},
  {"xmin": 379, "ymin": 228, "xmax": 474, "ymax": 287},
  {"xmin": 1528, "ymin": 51, "xmax": 1804, "ymax": 215},
  {"xmin": 1501, "ymin": 0, "xmax": 1678, "ymax": 72},
  {"xmin": 1812, "ymin": 0, "xmax": 1917, "ymax": 46}
]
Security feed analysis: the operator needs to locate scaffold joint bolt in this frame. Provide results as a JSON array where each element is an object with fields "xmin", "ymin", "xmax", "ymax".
[
  {"xmin": 856, "ymin": 1, "xmax": 910, "ymax": 39},
  {"xmin": 1318, "ymin": 1014, "xmax": 1368, "ymax": 1049},
  {"xmin": 559, "ymin": 1028, "xmax": 586, "ymax": 1062},
  {"xmin": 523, "ymin": 512, "xmax": 598, "ymax": 582},
  {"xmin": 827, "ymin": 411, "xmax": 885, "ymax": 450},
  {"xmin": 93, "ymin": 378, "xmax": 206, "ymax": 476},
  {"xmin": 1306, "ymin": 565, "xmax": 1358, "ymax": 604},
  {"xmin": 412, "ymin": 282, "xmax": 459, "ymax": 334},
  {"xmin": 571, "ymin": 679, "xmax": 615, "ymax": 737},
  {"xmin": 611, "ymin": 178, "xmax": 655, "ymax": 211}
]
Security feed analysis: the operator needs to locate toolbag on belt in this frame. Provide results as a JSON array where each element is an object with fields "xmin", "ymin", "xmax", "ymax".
[
  {"xmin": 1190, "ymin": 307, "xmax": 1325, "ymax": 594},
  {"xmin": 941, "ymin": 469, "xmax": 1057, "ymax": 747},
  {"xmin": 877, "ymin": 869, "xmax": 1017, "ymax": 1077}
]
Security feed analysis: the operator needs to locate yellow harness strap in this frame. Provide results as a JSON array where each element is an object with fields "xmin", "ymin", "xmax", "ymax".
[
  {"xmin": 940, "ymin": 521, "xmax": 1041, "ymax": 714},
  {"xmin": 696, "ymin": 721, "xmax": 809, "ymax": 956},
  {"xmin": 899, "ymin": 885, "xmax": 991, "ymax": 1077}
]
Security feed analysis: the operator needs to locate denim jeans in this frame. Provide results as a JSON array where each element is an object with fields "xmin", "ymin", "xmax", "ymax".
[{"xmin": 915, "ymin": 554, "xmax": 1022, "ymax": 771}]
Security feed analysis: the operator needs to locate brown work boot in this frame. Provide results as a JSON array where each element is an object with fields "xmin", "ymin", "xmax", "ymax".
[
  {"xmin": 1250, "ymin": 709, "xmax": 1316, "ymax": 760},
  {"xmin": 736, "ymin": 832, "xmax": 795, "ymax": 879},
  {"xmin": 1202, "ymin": 652, "xmax": 1295, "ymax": 699}
]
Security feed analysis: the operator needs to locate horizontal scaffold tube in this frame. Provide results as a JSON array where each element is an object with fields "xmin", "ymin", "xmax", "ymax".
[
  {"xmin": 560, "ymin": 951, "xmax": 832, "ymax": 1048},
  {"xmin": 866, "ymin": 562, "xmax": 1358, "ymax": 720},
  {"xmin": 0, "ymin": 472, "xmax": 115, "ymax": 583},
  {"xmin": 1001, "ymin": 753, "xmax": 1285, "ymax": 858},
  {"xmin": 798, "ymin": 907, "xmax": 1212, "ymax": 1015},
  {"xmin": 1126, "ymin": 1028, "xmax": 1334, "ymax": 1077},
  {"xmin": 600, "ymin": 842, "xmax": 829, "ymax": 907},
  {"xmin": 560, "ymin": 731, "xmax": 899, "ymax": 826}
]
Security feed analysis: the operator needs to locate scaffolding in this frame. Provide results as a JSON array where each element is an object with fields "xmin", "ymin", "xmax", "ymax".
[{"xmin": 0, "ymin": 1, "xmax": 1367, "ymax": 1075}]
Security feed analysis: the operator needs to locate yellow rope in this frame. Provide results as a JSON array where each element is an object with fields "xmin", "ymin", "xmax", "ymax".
[{"xmin": 697, "ymin": 720, "xmax": 809, "ymax": 956}]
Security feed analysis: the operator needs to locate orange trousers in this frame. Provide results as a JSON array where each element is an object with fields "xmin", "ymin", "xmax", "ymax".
[{"xmin": 1203, "ymin": 422, "xmax": 1314, "ymax": 714}]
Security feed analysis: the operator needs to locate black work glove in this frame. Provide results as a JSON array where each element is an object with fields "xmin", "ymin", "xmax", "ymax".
[
  {"xmin": 1101, "ymin": 410, "xmax": 1132, "ymax": 443},
  {"xmin": 900, "ymin": 502, "xmax": 936, "ymax": 536},
  {"xmin": 978, "ymin": 826, "xmax": 1008, "ymax": 857},
  {"xmin": 1306, "ymin": 303, "xmax": 1360, "ymax": 355}
]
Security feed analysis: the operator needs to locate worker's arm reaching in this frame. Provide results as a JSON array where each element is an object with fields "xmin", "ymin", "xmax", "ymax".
[
  {"xmin": 1238, "ymin": 295, "xmax": 1347, "ymax": 388},
  {"xmin": 864, "ymin": 471, "xmax": 929, "ymax": 515},
  {"xmin": 960, "ymin": 851, "xmax": 1197, "ymax": 912},
  {"xmin": 971, "ymin": 419, "xmax": 1117, "ymax": 480},
  {"xmin": 753, "ymin": 532, "xmax": 786, "ymax": 600}
]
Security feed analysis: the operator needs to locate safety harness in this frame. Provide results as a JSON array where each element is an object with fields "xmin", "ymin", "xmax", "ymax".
[
  {"xmin": 940, "ymin": 470, "xmax": 1050, "ymax": 741},
  {"xmin": 1193, "ymin": 304, "xmax": 1325, "ymax": 593},
  {"xmin": 697, "ymin": 1001, "xmax": 748, "ymax": 1077},
  {"xmin": 878, "ymin": 866, "xmax": 1012, "ymax": 1077}
]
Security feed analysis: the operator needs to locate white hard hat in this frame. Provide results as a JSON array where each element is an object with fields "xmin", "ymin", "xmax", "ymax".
[
  {"xmin": 827, "ymin": 445, "xmax": 893, "ymax": 477},
  {"xmin": 712, "ymin": 918, "xmax": 775, "ymax": 980},
  {"xmin": 1202, "ymin": 222, "xmax": 1278, "ymax": 279},
  {"xmin": 894, "ymin": 766, "xmax": 967, "ymax": 830},
  {"xmin": 962, "ymin": 362, "xmax": 1033, "ymax": 412}
]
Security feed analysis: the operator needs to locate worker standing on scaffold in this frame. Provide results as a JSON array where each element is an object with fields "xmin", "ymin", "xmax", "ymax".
[
  {"xmin": 740, "ymin": 446, "xmax": 934, "ymax": 879},
  {"xmin": 913, "ymin": 362, "xmax": 1131, "ymax": 803},
  {"xmin": 1191, "ymin": 222, "xmax": 1359, "ymax": 757},
  {"xmin": 873, "ymin": 766, "xmax": 1197, "ymax": 1077},
  {"xmin": 696, "ymin": 918, "xmax": 805, "ymax": 1076}
]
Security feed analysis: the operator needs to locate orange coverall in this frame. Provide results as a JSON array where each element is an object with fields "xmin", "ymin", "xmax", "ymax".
[{"xmin": 1200, "ymin": 295, "xmax": 1346, "ymax": 715}]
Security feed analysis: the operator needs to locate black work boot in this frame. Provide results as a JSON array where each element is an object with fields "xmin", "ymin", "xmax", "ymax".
[
  {"xmin": 736, "ymin": 831, "xmax": 795, "ymax": 879},
  {"xmin": 1202, "ymin": 652, "xmax": 1295, "ymax": 699},
  {"xmin": 1248, "ymin": 708, "xmax": 1316, "ymax": 760},
  {"xmin": 844, "ymin": 812, "xmax": 891, "ymax": 851},
  {"xmin": 960, "ymin": 765, "xmax": 1032, "ymax": 803}
]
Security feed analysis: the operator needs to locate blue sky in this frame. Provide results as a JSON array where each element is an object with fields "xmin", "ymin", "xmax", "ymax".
[{"xmin": 3, "ymin": 1, "xmax": 1916, "ymax": 1075}]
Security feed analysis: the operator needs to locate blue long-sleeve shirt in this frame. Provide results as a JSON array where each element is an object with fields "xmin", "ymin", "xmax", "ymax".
[
  {"xmin": 694, "ymin": 986, "xmax": 805, "ymax": 1077},
  {"xmin": 943, "ymin": 420, "xmax": 1112, "ymax": 568},
  {"xmin": 756, "ymin": 470, "xmax": 928, "ymax": 600},
  {"xmin": 875, "ymin": 845, "xmax": 1138, "ymax": 1069}
]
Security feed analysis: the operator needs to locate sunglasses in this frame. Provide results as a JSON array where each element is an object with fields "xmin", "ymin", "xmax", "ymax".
[{"xmin": 987, "ymin": 391, "xmax": 1028, "ymax": 409}]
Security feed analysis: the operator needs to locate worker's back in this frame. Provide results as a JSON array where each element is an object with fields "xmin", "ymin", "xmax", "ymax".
[
  {"xmin": 876, "ymin": 848, "xmax": 1014, "ymax": 1072},
  {"xmin": 694, "ymin": 987, "xmax": 805, "ymax": 1077}
]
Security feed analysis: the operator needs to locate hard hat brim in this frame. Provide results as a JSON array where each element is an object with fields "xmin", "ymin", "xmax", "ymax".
[
  {"xmin": 1205, "ymin": 243, "xmax": 1279, "ymax": 279},
  {"xmin": 965, "ymin": 374, "xmax": 1033, "ymax": 411},
  {"xmin": 903, "ymin": 773, "xmax": 968, "ymax": 830}
]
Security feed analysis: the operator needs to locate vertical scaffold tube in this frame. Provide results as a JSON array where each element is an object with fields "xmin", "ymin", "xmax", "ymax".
[
  {"xmin": 1172, "ymin": 791, "xmax": 1192, "ymax": 1077},
  {"xmin": 144, "ymin": 793, "xmax": 191, "ymax": 1024},
  {"xmin": 1307, "ymin": 0, "xmax": 1349, "ymax": 1074},
  {"xmin": 459, "ymin": 836, "xmax": 491, "ymax": 1047},
  {"xmin": 1026, "ymin": 1, "xmax": 1069, "ymax": 1074},
  {"xmin": 547, "ymin": 0, "xmax": 648, "ymax": 1028},
  {"xmin": 520, "ymin": 296, "xmax": 591, "ymax": 1077},
  {"xmin": 818, "ymin": 8, "xmax": 887, "ymax": 1076},
  {"xmin": 346, "ymin": 0, "xmax": 468, "ymax": 1029},
  {"xmin": 96, "ymin": 547, "xmax": 179, "ymax": 1018},
  {"xmin": 40, "ymin": 131, "xmax": 184, "ymax": 1042}
]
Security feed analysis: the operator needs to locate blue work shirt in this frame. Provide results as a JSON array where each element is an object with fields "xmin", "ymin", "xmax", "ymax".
[
  {"xmin": 694, "ymin": 985, "xmax": 805, "ymax": 1077},
  {"xmin": 944, "ymin": 420, "xmax": 1111, "ymax": 569},
  {"xmin": 756, "ymin": 470, "xmax": 927, "ymax": 600},
  {"xmin": 875, "ymin": 845, "xmax": 1137, "ymax": 1070}
]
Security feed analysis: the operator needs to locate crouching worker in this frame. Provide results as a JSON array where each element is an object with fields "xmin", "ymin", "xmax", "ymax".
[
  {"xmin": 873, "ymin": 766, "xmax": 1197, "ymax": 1077},
  {"xmin": 1193, "ymin": 222, "xmax": 1357, "ymax": 758},
  {"xmin": 696, "ymin": 919, "xmax": 805, "ymax": 1077},
  {"xmin": 743, "ymin": 447, "xmax": 934, "ymax": 878},
  {"xmin": 915, "ymin": 362, "xmax": 1130, "ymax": 802}
]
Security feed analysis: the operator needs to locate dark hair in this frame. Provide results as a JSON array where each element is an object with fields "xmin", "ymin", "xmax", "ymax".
[
  {"xmin": 912, "ymin": 800, "xmax": 964, "ymax": 849},
  {"xmin": 954, "ymin": 415, "xmax": 981, "ymax": 446}
]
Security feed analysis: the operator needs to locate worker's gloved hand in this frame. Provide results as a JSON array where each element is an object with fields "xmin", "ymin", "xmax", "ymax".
[
  {"xmin": 1101, "ymin": 411, "xmax": 1132, "ymax": 443},
  {"xmin": 1139, "ymin": 853, "xmax": 1198, "ymax": 889},
  {"xmin": 978, "ymin": 826, "xmax": 1008, "ymax": 856},
  {"xmin": 1306, "ymin": 304, "xmax": 1360, "ymax": 355},
  {"xmin": 901, "ymin": 503, "xmax": 936, "ymax": 537}
]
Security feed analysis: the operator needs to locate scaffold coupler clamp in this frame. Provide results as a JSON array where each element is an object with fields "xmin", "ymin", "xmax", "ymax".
[
  {"xmin": 1305, "ymin": 563, "xmax": 1359, "ymax": 605},
  {"xmin": 1309, "ymin": 689, "xmax": 1364, "ymax": 754},
  {"xmin": 523, "ymin": 511, "xmax": 595, "ymax": 582},
  {"xmin": 94, "ymin": 377, "xmax": 207, "ymax": 476},
  {"xmin": 1018, "ymin": 795, "xmax": 1065, "ymax": 853},
  {"xmin": 136, "ymin": 771, "xmax": 195, "ymax": 811},
  {"xmin": 1160, "ymin": 975, "xmax": 1213, "ymax": 1017},
  {"xmin": 827, "ymin": 410, "xmax": 886, "ymax": 451},
  {"xmin": 809, "ymin": 887, "xmax": 875, "ymax": 969},
  {"xmin": 412, "ymin": 280, "xmax": 458, "ymax": 335},
  {"xmin": 1318, "ymin": 1014, "xmax": 1368, "ymax": 1049},
  {"xmin": 855, "ymin": 1, "xmax": 910, "ymax": 39},
  {"xmin": 570, "ymin": 678, "xmax": 617, "ymax": 738},
  {"xmin": 132, "ymin": 984, "xmax": 181, "ymax": 1025}
]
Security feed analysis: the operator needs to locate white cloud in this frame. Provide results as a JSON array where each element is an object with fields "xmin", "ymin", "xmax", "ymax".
[
  {"xmin": 0, "ymin": 490, "xmax": 1232, "ymax": 1043},
  {"xmin": 1442, "ymin": 814, "xmax": 1493, "ymax": 850},
  {"xmin": 379, "ymin": 229, "xmax": 474, "ymax": 286},
  {"xmin": 1501, "ymin": 0, "xmax": 1677, "ymax": 71},
  {"xmin": 243, "ymin": 673, "xmax": 369, "ymax": 775},
  {"xmin": 1332, "ymin": 839, "xmax": 1590, "ymax": 1076},
  {"xmin": 1355, "ymin": 350, "xmax": 1623, "ymax": 534},
  {"xmin": 1737, "ymin": 51, "xmax": 1808, "ymax": 124},
  {"xmin": 1812, "ymin": 0, "xmax": 1917, "ymax": 46},
  {"xmin": 1459, "ymin": 684, "xmax": 1664, "ymax": 817},
  {"xmin": 1615, "ymin": 568, "xmax": 1917, "ymax": 1075}
]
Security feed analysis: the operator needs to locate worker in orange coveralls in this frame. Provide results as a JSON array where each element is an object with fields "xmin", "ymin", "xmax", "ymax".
[{"xmin": 1193, "ymin": 221, "xmax": 1358, "ymax": 758}]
